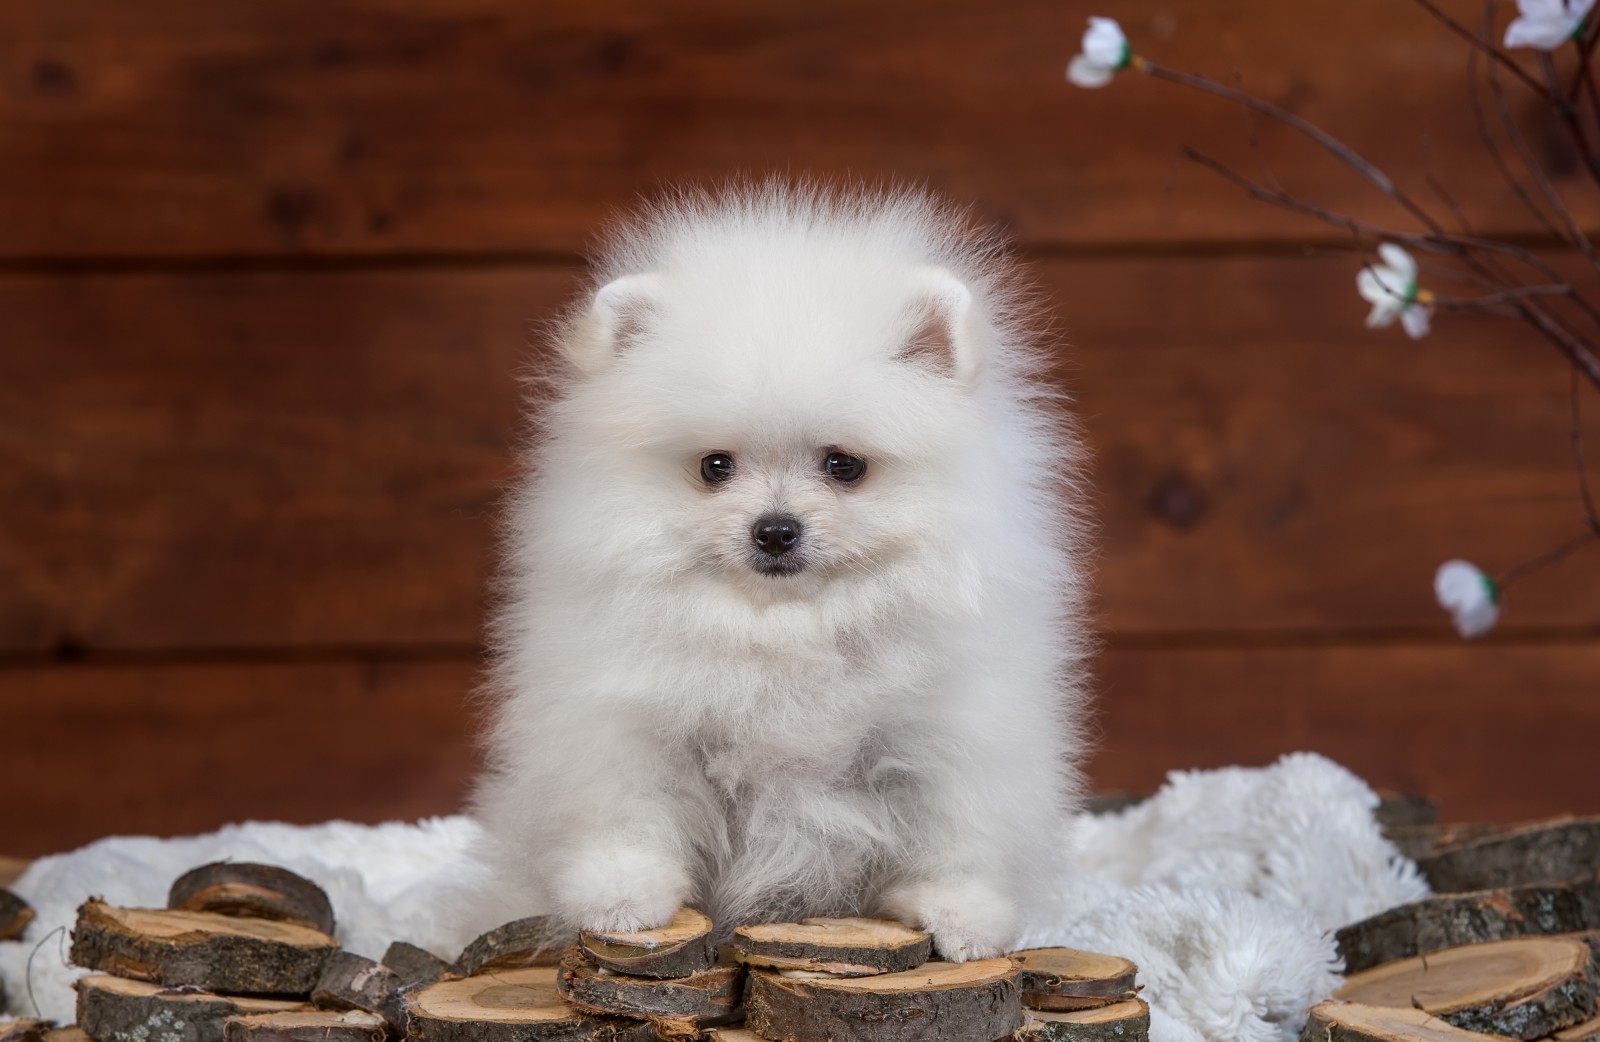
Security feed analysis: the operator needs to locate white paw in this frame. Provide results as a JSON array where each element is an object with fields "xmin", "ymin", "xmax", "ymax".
[
  {"xmin": 553, "ymin": 844, "xmax": 690, "ymax": 933},
  {"xmin": 883, "ymin": 879, "xmax": 1017, "ymax": 963}
]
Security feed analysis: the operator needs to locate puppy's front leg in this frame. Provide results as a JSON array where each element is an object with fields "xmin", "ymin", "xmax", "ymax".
[
  {"xmin": 880, "ymin": 696, "xmax": 1073, "ymax": 962},
  {"xmin": 551, "ymin": 724, "xmax": 698, "ymax": 933},
  {"xmin": 483, "ymin": 701, "xmax": 695, "ymax": 934}
]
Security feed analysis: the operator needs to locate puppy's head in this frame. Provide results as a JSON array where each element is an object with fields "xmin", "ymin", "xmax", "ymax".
[{"xmin": 548, "ymin": 200, "xmax": 1006, "ymax": 600}]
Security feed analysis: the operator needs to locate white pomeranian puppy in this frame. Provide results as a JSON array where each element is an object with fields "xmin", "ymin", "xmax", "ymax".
[{"xmin": 471, "ymin": 183, "xmax": 1089, "ymax": 961}]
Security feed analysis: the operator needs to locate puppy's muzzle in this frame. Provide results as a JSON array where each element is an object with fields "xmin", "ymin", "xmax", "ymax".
[{"xmin": 750, "ymin": 513, "xmax": 804, "ymax": 574}]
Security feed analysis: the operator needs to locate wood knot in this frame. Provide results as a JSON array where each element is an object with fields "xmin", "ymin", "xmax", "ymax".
[
  {"xmin": 1145, "ymin": 472, "xmax": 1209, "ymax": 529},
  {"xmin": 31, "ymin": 58, "xmax": 78, "ymax": 96}
]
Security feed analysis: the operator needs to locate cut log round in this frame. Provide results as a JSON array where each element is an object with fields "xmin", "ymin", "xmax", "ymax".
[
  {"xmin": 1376, "ymin": 794, "xmax": 1440, "ymax": 830},
  {"xmin": 1301, "ymin": 1000, "xmax": 1520, "ymax": 1042},
  {"xmin": 168, "ymin": 864, "xmax": 335, "ymax": 935},
  {"xmin": 222, "ymin": 1010, "xmax": 386, "ymax": 1042},
  {"xmin": 1419, "ymin": 819, "xmax": 1600, "ymax": 893},
  {"xmin": 1, "ymin": 888, "xmax": 35, "ymax": 941},
  {"xmin": 1011, "ymin": 948, "xmax": 1140, "ymax": 1011},
  {"xmin": 455, "ymin": 916, "xmax": 560, "ymax": 976},
  {"xmin": 579, "ymin": 907, "xmax": 715, "ymax": 979},
  {"xmin": 556, "ymin": 948, "xmax": 743, "ymax": 1031},
  {"xmin": 1334, "ymin": 937, "xmax": 1598, "ymax": 1039},
  {"xmin": 732, "ymin": 918, "xmax": 931, "ymax": 977},
  {"xmin": 311, "ymin": 951, "xmax": 405, "ymax": 1031},
  {"xmin": 1385, "ymin": 824, "xmax": 1507, "ymax": 863},
  {"xmin": 1338, "ymin": 877, "xmax": 1600, "ymax": 973},
  {"xmin": 71, "ymin": 899, "xmax": 338, "ymax": 995},
  {"xmin": 381, "ymin": 941, "xmax": 454, "ymax": 987},
  {"xmin": 76, "ymin": 974, "xmax": 309, "ymax": 1042},
  {"xmin": 404, "ymin": 965, "xmax": 656, "ymax": 1042},
  {"xmin": 743, "ymin": 957, "xmax": 1023, "ymax": 1042},
  {"xmin": 43, "ymin": 1029, "xmax": 92, "ymax": 1042},
  {"xmin": 0, "ymin": 1020, "xmax": 50, "ymax": 1042},
  {"xmin": 1557, "ymin": 1014, "xmax": 1600, "ymax": 1042},
  {"xmin": 1018, "ymin": 999, "xmax": 1151, "ymax": 1042}
]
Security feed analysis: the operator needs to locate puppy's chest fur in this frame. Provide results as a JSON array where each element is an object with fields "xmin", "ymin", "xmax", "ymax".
[{"xmin": 661, "ymin": 620, "xmax": 936, "ymax": 917}]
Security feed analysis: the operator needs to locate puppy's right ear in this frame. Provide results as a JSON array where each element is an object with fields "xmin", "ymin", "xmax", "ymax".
[{"xmin": 566, "ymin": 273, "xmax": 663, "ymax": 375}]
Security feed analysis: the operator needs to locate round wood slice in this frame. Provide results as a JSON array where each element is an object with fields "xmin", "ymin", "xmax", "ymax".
[
  {"xmin": 0, "ymin": 1020, "xmax": 50, "ymax": 1042},
  {"xmin": 1302, "ymin": 1000, "xmax": 1520, "ymax": 1042},
  {"xmin": 1338, "ymin": 877, "xmax": 1600, "ymax": 973},
  {"xmin": 744, "ymin": 958, "xmax": 1023, "ymax": 1042},
  {"xmin": 579, "ymin": 907, "xmax": 715, "ymax": 979},
  {"xmin": 1377, "ymin": 794, "xmax": 1440, "ymax": 830},
  {"xmin": 732, "ymin": 918, "xmax": 932, "ymax": 977},
  {"xmin": 1019, "ymin": 999, "xmax": 1151, "ymax": 1042},
  {"xmin": 1385, "ymin": 824, "xmax": 1507, "ymax": 863},
  {"xmin": 455, "ymin": 916, "xmax": 560, "ymax": 976},
  {"xmin": 1, "ymin": 887, "xmax": 35, "ymax": 941},
  {"xmin": 1420, "ymin": 819, "xmax": 1600, "ymax": 894},
  {"xmin": 700, "ymin": 1030, "xmax": 760, "ymax": 1042},
  {"xmin": 1012, "ymin": 948, "xmax": 1140, "ymax": 1011},
  {"xmin": 169, "ymin": 864, "xmax": 335, "ymax": 935},
  {"xmin": 222, "ymin": 1010, "xmax": 386, "ymax": 1042},
  {"xmin": 1335, "ymin": 937, "xmax": 1598, "ymax": 1039},
  {"xmin": 381, "ymin": 941, "xmax": 454, "ymax": 987},
  {"xmin": 311, "ymin": 951, "xmax": 406, "ymax": 1030},
  {"xmin": 1557, "ymin": 1014, "xmax": 1600, "ymax": 1042},
  {"xmin": 76, "ymin": 974, "xmax": 309, "ymax": 1042},
  {"xmin": 556, "ymin": 948, "xmax": 743, "ymax": 1030},
  {"xmin": 404, "ymin": 965, "xmax": 656, "ymax": 1042},
  {"xmin": 71, "ymin": 899, "xmax": 338, "ymax": 996},
  {"xmin": 43, "ymin": 1028, "xmax": 92, "ymax": 1042}
]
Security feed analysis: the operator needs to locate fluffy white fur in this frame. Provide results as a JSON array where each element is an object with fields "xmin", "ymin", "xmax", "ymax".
[
  {"xmin": 1019, "ymin": 753, "xmax": 1429, "ymax": 1042},
  {"xmin": 2, "ymin": 753, "xmax": 1427, "ymax": 1042},
  {"xmin": 469, "ymin": 183, "xmax": 1091, "ymax": 960}
]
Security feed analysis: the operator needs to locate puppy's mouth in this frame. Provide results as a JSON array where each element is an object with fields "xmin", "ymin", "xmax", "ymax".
[{"xmin": 748, "ymin": 555, "xmax": 808, "ymax": 577}]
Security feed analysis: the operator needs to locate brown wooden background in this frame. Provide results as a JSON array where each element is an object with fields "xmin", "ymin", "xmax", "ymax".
[{"xmin": 4, "ymin": 0, "xmax": 1598, "ymax": 857}]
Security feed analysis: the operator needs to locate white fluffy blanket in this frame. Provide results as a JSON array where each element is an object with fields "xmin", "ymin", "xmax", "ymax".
[{"xmin": 1, "ymin": 753, "xmax": 1427, "ymax": 1042}]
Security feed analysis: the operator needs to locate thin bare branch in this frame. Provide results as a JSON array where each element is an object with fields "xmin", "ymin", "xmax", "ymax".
[
  {"xmin": 1180, "ymin": 147, "xmax": 1600, "ymax": 390},
  {"xmin": 1497, "ymin": 527, "xmax": 1600, "ymax": 588},
  {"xmin": 1137, "ymin": 60, "xmax": 1446, "ymax": 234},
  {"xmin": 1421, "ymin": 137, "xmax": 1475, "ymax": 235},
  {"xmin": 1434, "ymin": 282, "xmax": 1574, "ymax": 308},
  {"xmin": 1465, "ymin": 5, "xmax": 1569, "ymax": 240},
  {"xmin": 1410, "ymin": 0, "xmax": 1560, "ymax": 100},
  {"xmin": 1490, "ymin": 45, "xmax": 1600, "ymax": 263}
]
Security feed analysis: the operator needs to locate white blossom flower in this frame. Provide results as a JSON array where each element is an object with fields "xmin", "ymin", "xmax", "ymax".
[
  {"xmin": 1067, "ymin": 17, "xmax": 1133, "ymax": 88},
  {"xmin": 1505, "ymin": 0, "xmax": 1595, "ymax": 49},
  {"xmin": 1434, "ymin": 559, "xmax": 1500, "ymax": 638},
  {"xmin": 1357, "ymin": 244, "xmax": 1434, "ymax": 339}
]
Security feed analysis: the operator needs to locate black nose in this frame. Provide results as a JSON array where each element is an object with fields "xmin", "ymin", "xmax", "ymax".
[{"xmin": 751, "ymin": 513, "xmax": 803, "ymax": 556}]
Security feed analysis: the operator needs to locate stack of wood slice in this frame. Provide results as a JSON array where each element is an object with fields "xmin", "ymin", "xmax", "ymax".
[
  {"xmin": 1315, "ymin": 817, "xmax": 1600, "ymax": 1042},
  {"xmin": 0, "ymin": 884, "xmax": 37, "ymax": 1008},
  {"xmin": 1007, "ymin": 947, "xmax": 1149, "ymax": 1042},
  {"xmin": 65, "ymin": 861, "xmax": 404, "ymax": 1042},
  {"xmin": 734, "ymin": 917, "xmax": 1028, "ymax": 1042},
  {"xmin": 556, "ymin": 908, "xmax": 745, "ymax": 1036},
  {"xmin": 403, "ymin": 910, "xmax": 716, "ymax": 1042}
]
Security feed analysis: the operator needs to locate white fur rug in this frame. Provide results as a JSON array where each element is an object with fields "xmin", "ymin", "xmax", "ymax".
[{"xmin": 1, "ymin": 753, "xmax": 1427, "ymax": 1042}]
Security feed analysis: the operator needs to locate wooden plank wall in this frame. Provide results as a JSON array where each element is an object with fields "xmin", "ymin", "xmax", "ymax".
[{"xmin": 4, "ymin": 0, "xmax": 1597, "ymax": 856}]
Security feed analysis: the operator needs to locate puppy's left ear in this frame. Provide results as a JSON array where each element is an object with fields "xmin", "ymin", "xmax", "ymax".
[
  {"xmin": 897, "ymin": 266, "xmax": 991, "ymax": 392},
  {"xmin": 566, "ymin": 273, "xmax": 663, "ymax": 375}
]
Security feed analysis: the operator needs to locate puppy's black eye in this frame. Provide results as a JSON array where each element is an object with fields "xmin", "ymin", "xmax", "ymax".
[
  {"xmin": 700, "ymin": 452, "xmax": 735, "ymax": 486},
  {"xmin": 824, "ymin": 451, "xmax": 867, "ymax": 484}
]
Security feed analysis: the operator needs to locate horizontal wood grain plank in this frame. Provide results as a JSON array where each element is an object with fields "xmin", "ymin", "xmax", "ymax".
[
  {"xmin": 6, "ymin": 643, "xmax": 1595, "ymax": 855},
  {"xmin": 1, "ymin": 658, "xmax": 482, "ymax": 857},
  {"xmin": 0, "ymin": 0, "xmax": 1591, "ymax": 258},
  {"xmin": 3, "ymin": 256, "xmax": 1597, "ymax": 652},
  {"xmin": 1092, "ymin": 643, "xmax": 1600, "ymax": 824}
]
